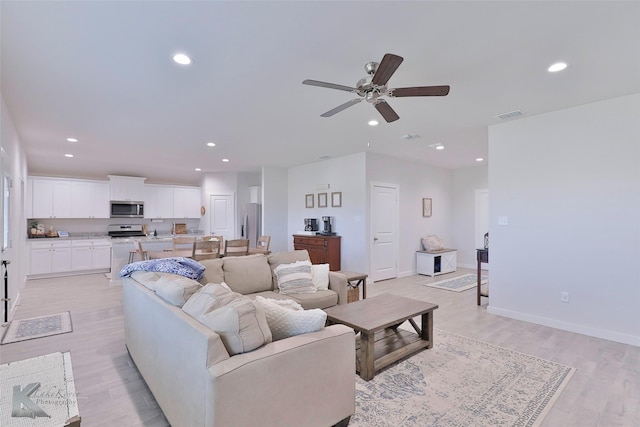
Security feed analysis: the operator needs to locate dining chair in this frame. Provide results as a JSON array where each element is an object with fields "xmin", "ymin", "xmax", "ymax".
[
  {"xmin": 191, "ymin": 240, "xmax": 221, "ymax": 261},
  {"xmin": 163, "ymin": 236, "xmax": 196, "ymax": 257},
  {"xmin": 248, "ymin": 235, "xmax": 271, "ymax": 255},
  {"xmin": 202, "ymin": 235, "xmax": 224, "ymax": 250},
  {"xmin": 224, "ymin": 239, "xmax": 250, "ymax": 257},
  {"xmin": 130, "ymin": 240, "xmax": 148, "ymax": 262}
]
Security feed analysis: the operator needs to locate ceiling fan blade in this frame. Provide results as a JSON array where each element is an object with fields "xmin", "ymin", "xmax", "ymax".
[
  {"xmin": 320, "ymin": 98, "xmax": 363, "ymax": 117},
  {"xmin": 374, "ymin": 100, "xmax": 400, "ymax": 123},
  {"xmin": 303, "ymin": 79, "xmax": 356, "ymax": 93},
  {"xmin": 371, "ymin": 53, "xmax": 404, "ymax": 86},
  {"xmin": 390, "ymin": 85, "xmax": 450, "ymax": 97}
]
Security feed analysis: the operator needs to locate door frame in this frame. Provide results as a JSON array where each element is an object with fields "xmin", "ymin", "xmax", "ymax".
[
  {"xmin": 369, "ymin": 181, "xmax": 399, "ymax": 282},
  {"xmin": 475, "ymin": 189, "xmax": 489, "ymax": 270}
]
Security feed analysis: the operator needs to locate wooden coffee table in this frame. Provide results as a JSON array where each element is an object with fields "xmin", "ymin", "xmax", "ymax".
[{"xmin": 324, "ymin": 293, "xmax": 438, "ymax": 381}]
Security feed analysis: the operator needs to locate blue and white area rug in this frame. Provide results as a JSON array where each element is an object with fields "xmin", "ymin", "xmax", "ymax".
[
  {"xmin": 423, "ymin": 273, "xmax": 487, "ymax": 292},
  {"xmin": 352, "ymin": 328, "xmax": 575, "ymax": 427},
  {"xmin": 1, "ymin": 312, "xmax": 73, "ymax": 345}
]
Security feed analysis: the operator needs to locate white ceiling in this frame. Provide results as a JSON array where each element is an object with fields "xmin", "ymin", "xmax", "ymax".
[{"xmin": 2, "ymin": 1, "xmax": 639, "ymax": 186}]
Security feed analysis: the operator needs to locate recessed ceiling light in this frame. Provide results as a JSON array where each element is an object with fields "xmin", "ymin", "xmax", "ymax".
[
  {"xmin": 547, "ymin": 62, "xmax": 567, "ymax": 72},
  {"xmin": 222, "ymin": 158, "xmax": 229, "ymax": 163},
  {"xmin": 476, "ymin": 157, "xmax": 484, "ymax": 162},
  {"xmin": 368, "ymin": 120, "xmax": 379, "ymax": 126},
  {"xmin": 194, "ymin": 168, "xmax": 202, "ymax": 172},
  {"xmin": 64, "ymin": 153, "xmax": 74, "ymax": 158},
  {"xmin": 206, "ymin": 142, "xmax": 216, "ymax": 147},
  {"xmin": 66, "ymin": 137, "xmax": 78, "ymax": 142},
  {"xmin": 436, "ymin": 145, "xmax": 445, "ymax": 150},
  {"xmin": 173, "ymin": 53, "xmax": 192, "ymax": 65}
]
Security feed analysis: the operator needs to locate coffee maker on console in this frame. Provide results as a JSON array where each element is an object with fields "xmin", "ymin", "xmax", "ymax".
[{"xmin": 318, "ymin": 216, "xmax": 336, "ymax": 236}]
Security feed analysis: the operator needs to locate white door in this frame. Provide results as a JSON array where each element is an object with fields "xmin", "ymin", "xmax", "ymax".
[
  {"xmin": 370, "ymin": 183, "xmax": 399, "ymax": 281},
  {"xmin": 210, "ymin": 194, "xmax": 235, "ymax": 240},
  {"xmin": 475, "ymin": 189, "xmax": 489, "ymax": 250}
]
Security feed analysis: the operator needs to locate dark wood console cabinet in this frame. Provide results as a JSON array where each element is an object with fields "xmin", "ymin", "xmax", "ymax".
[{"xmin": 293, "ymin": 235, "xmax": 341, "ymax": 271}]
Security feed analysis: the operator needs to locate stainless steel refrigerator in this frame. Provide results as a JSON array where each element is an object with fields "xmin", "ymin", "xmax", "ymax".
[{"xmin": 241, "ymin": 203, "xmax": 261, "ymax": 247}]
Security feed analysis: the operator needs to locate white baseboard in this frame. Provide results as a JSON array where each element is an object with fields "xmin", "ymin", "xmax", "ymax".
[{"xmin": 488, "ymin": 306, "xmax": 640, "ymax": 347}]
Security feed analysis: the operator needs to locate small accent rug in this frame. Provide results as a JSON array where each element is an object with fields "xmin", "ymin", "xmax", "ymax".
[
  {"xmin": 423, "ymin": 273, "xmax": 487, "ymax": 292},
  {"xmin": 1, "ymin": 312, "xmax": 73, "ymax": 345},
  {"xmin": 0, "ymin": 351, "xmax": 80, "ymax": 425},
  {"xmin": 352, "ymin": 328, "xmax": 575, "ymax": 427}
]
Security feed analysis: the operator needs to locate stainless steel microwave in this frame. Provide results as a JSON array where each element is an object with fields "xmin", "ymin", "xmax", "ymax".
[{"xmin": 110, "ymin": 201, "xmax": 144, "ymax": 218}]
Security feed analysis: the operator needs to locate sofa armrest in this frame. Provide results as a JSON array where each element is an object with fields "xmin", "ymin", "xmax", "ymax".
[
  {"xmin": 328, "ymin": 271, "xmax": 349, "ymax": 304},
  {"xmin": 207, "ymin": 324, "xmax": 355, "ymax": 427}
]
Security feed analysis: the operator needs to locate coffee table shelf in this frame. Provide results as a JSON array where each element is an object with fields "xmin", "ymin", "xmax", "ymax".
[{"xmin": 324, "ymin": 293, "xmax": 438, "ymax": 380}]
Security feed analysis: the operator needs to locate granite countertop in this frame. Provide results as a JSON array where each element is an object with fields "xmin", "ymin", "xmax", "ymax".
[{"xmin": 27, "ymin": 233, "xmax": 203, "ymax": 243}]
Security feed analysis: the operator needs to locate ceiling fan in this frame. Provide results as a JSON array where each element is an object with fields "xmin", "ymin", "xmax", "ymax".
[{"xmin": 303, "ymin": 53, "xmax": 450, "ymax": 123}]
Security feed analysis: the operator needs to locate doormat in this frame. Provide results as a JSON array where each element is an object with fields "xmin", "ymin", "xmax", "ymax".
[
  {"xmin": 0, "ymin": 351, "xmax": 81, "ymax": 426},
  {"xmin": 1, "ymin": 312, "xmax": 73, "ymax": 345},
  {"xmin": 423, "ymin": 273, "xmax": 487, "ymax": 292}
]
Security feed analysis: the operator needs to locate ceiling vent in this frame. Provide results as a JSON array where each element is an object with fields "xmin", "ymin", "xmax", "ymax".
[{"xmin": 495, "ymin": 110, "xmax": 524, "ymax": 120}]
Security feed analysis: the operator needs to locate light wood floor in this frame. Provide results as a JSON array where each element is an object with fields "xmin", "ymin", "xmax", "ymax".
[{"xmin": 1, "ymin": 270, "xmax": 638, "ymax": 426}]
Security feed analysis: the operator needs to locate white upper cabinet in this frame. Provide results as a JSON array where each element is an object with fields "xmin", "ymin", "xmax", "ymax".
[
  {"xmin": 108, "ymin": 175, "xmax": 146, "ymax": 201},
  {"xmin": 30, "ymin": 178, "xmax": 72, "ymax": 218},
  {"xmin": 70, "ymin": 180, "xmax": 110, "ymax": 218},
  {"xmin": 144, "ymin": 185, "xmax": 174, "ymax": 219},
  {"xmin": 173, "ymin": 187, "xmax": 201, "ymax": 219}
]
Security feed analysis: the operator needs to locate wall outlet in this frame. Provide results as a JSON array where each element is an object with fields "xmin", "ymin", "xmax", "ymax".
[{"xmin": 560, "ymin": 291, "xmax": 570, "ymax": 303}]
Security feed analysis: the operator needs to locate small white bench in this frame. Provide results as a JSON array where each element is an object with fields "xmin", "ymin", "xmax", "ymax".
[{"xmin": 416, "ymin": 249, "xmax": 457, "ymax": 276}]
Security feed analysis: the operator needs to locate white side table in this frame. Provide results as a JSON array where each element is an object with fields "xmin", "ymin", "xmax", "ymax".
[{"xmin": 416, "ymin": 249, "xmax": 457, "ymax": 276}]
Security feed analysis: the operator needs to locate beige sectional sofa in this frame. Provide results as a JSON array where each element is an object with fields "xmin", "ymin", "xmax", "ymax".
[{"xmin": 122, "ymin": 250, "xmax": 355, "ymax": 427}]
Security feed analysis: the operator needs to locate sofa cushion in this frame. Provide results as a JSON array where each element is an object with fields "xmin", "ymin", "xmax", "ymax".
[
  {"xmin": 285, "ymin": 290, "xmax": 338, "ymax": 310},
  {"xmin": 153, "ymin": 273, "xmax": 202, "ymax": 307},
  {"xmin": 311, "ymin": 264, "xmax": 330, "ymax": 291},
  {"xmin": 267, "ymin": 250, "xmax": 311, "ymax": 289},
  {"xmin": 197, "ymin": 258, "xmax": 225, "ymax": 285},
  {"xmin": 274, "ymin": 260, "xmax": 317, "ymax": 295},
  {"xmin": 222, "ymin": 254, "xmax": 273, "ymax": 294},
  {"xmin": 130, "ymin": 270, "xmax": 164, "ymax": 291},
  {"xmin": 255, "ymin": 296, "xmax": 327, "ymax": 341},
  {"xmin": 183, "ymin": 283, "xmax": 272, "ymax": 355},
  {"xmin": 183, "ymin": 282, "xmax": 242, "ymax": 316}
]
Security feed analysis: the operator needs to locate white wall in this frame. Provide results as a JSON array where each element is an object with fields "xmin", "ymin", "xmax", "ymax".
[
  {"xmin": 488, "ymin": 93, "xmax": 640, "ymax": 346},
  {"xmin": 262, "ymin": 166, "xmax": 288, "ymax": 252},
  {"xmin": 1, "ymin": 94, "xmax": 29, "ymax": 321},
  {"xmin": 366, "ymin": 152, "xmax": 452, "ymax": 277},
  {"xmin": 451, "ymin": 165, "xmax": 488, "ymax": 268},
  {"xmin": 288, "ymin": 153, "xmax": 367, "ymax": 273}
]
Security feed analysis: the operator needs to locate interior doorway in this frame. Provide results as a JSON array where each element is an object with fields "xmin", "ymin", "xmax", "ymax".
[
  {"xmin": 475, "ymin": 189, "xmax": 489, "ymax": 263},
  {"xmin": 370, "ymin": 183, "xmax": 399, "ymax": 281},
  {"xmin": 210, "ymin": 194, "xmax": 235, "ymax": 240}
]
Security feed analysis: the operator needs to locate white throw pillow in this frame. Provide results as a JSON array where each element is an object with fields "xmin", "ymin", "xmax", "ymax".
[
  {"xmin": 154, "ymin": 273, "xmax": 202, "ymax": 307},
  {"xmin": 255, "ymin": 296, "xmax": 327, "ymax": 341},
  {"xmin": 274, "ymin": 260, "xmax": 317, "ymax": 295},
  {"xmin": 311, "ymin": 264, "xmax": 330, "ymax": 291},
  {"xmin": 183, "ymin": 283, "xmax": 272, "ymax": 355},
  {"xmin": 422, "ymin": 235, "xmax": 445, "ymax": 251}
]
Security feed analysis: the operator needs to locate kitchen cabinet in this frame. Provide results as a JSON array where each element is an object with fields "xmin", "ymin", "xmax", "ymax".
[
  {"xmin": 293, "ymin": 234, "xmax": 341, "ymax": 271},
  {"xmin": 173, "ymin": 187, "xmax": 201, "ymax": 218},
  {"xmin": 145, "ymin": 185, "xmax": 201, "ymax": 219},
  {"xmin": 30, "ymin": 241, "xmax": 72, "ymax": 275},
  {"xmin": 70, "ymin": 180, "xmax": 110, "ymax": 218},
  {"xmin": 108, "ymin": 175, "xmax": 146, "ymax": 202},
  {"xmin": 30, "ymin": 178, "xmax": 73, "ymax": 218},
  {"xmin": 71, "ymin": 239, "xmax": 112, "ymax": 271},
  {"xmin": 144, "ymin": 185, "xmax": 174, "ymax": 219}
]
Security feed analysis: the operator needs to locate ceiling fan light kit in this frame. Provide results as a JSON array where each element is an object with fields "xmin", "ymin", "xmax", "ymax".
[{"xmin": 303, "ymin": 53, "xmax": 450, "ymax": 123}]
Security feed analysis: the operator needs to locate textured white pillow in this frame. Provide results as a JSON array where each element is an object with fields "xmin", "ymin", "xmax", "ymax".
[
  {"xmin": 154, "ymin": 273, "xmax": 202, "ymax": 307},
  {"xmin": 311, "ymin": 264, "xmax": 330, "ymax": 291},
  {"xmin": 274, "ymin": 260, "xmax": 317, "ymax": 295},
  {"xmin": 255, "ymin": 296, "xmax": 327, "ymax": 341},
  {"xmin": 422, "ymin": 235, "xmax": 445, "ymax": 251}
]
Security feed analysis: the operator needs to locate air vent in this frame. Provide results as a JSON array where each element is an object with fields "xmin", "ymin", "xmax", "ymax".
[{"xmin": 495, "ymin": 110, "xmax": 524, "ymax": 120}]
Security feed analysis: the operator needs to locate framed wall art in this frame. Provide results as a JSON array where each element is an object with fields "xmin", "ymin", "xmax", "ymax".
[
  {"xmin": 305, "ymin": 194, "xmax": 314, "ymax": 208},
  {"xmin": 331, "ymin": 191, "xmax": 342, "ymax": 207},
  {"xmin": 422, "ymin": 198, "xmax": 432, "ymax": 217},
  {"xmin": 318, "ymin": 192, "xmax": 328, "ymax": 208}
]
